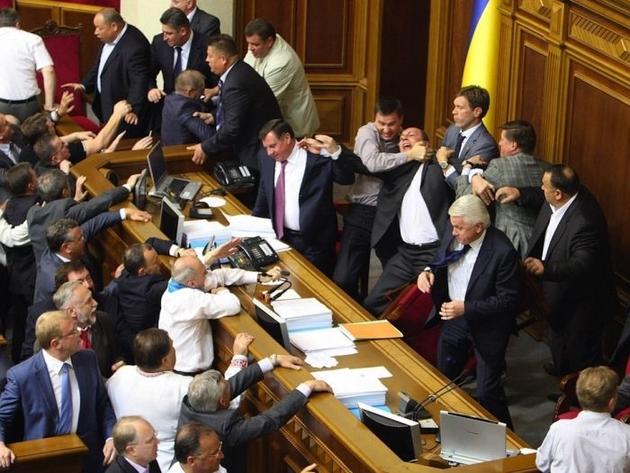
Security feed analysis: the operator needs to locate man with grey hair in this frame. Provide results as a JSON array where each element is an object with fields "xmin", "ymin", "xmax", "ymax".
[
  {"xmin": 107, "ymin": 416, "xmax": 160, "ymax": 473},
  {"xmin": 159, "ymin": 254, "xmax": 281, "ymax": 375},
  {"xmin": 179, "ymin": 353, "xmax": 331, "ymax": 473},
  {"xmin": 54, "ymin": 281, "xmax": 121, "ymax": 378},
  {"xmin": 161, "ymin": 70, "xmax": 213, "ymax": 146},
  {"xmin": 417, "ymin": 194, "xmax": 520, "ymax": 427}
]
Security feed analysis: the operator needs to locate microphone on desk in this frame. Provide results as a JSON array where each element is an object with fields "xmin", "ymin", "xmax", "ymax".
[{"xmin": 398, "ymin": 369, "xmax": 473, "ymax": 421}]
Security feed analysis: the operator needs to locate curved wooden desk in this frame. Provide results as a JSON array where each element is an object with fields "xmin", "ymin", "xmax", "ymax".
[{"xmin": 71, "ymin": 147, "xmax": 537, "ymax": 473}]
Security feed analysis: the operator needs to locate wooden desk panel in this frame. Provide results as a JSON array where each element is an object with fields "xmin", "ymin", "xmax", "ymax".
[{"xmin": 71, "ymin": 148, "xmax": 537, "ymax": 473}]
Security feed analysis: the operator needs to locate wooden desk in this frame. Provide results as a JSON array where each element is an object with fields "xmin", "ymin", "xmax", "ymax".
[{"xmin": 71, "ymin": 148, "xmax": 537, "ymax": 473}]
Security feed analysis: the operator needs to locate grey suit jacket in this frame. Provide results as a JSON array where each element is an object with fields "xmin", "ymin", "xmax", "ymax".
[
  {"xmin": 456, "ymin": 153, "xmax": 548, "ymax": 256},
  {"xmin": 178, "ymin": 362, "xmax": 307, "ymax": 473},
  {"xmin": 441, "ymin": 122, "xmax": 498, "ymax": 189},
  {"xmin": 27, "ymin": 185, "xmax": 129, "ymax": 264}
]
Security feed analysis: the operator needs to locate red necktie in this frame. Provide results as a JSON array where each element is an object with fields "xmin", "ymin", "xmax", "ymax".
[
  {"xmin": 274, "ymin": 160, "xmax": 288, "ymax": 239},
  {"xmin": 80, "ymin": 328, "xmax": 91, "ymax": 349}
]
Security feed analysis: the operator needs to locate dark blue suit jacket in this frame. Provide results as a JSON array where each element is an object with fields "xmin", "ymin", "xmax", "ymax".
[
  {"xmin": 200, "ymin": 60, "xmax": 281, "ymax": 170},
  {"xmin": 190, "ymin": 8, "xmax": 220, "ymax": 37},
  {"xmin": 82, "ymin": 24, "xmax": 150, "ymax": 136},
  {"xmin": 149, "ymin": 31, "xmax": 216, "ymax": 94},
  {"xmin": 161, "ymin": 93, "xmax": 212, "ymax": 146},
  {"xmin": 0, "ymin": 350, "xmax": 116, "ymax": 473},
  {"xmin": 430, "ymin": 226, "xmax": 521, "ymax": 357},
  {"xmin": 252, "ymin": 149, "xmax": 354, "ymax": 247}
]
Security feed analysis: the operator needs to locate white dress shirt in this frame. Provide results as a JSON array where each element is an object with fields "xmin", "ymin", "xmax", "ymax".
[
  {"xmin": 169, "ymin": 462, "xmax": 226, "ymax": 473},
  {"xmin": 203, "ymin": 267, "xmax": 258, "ymax": 291},
  {"xmin": 0, "ymin": 143, "xmax": 19, "ymax": 164},
  {"xmin": 0, "ymin": 27, "xmax": 53, "ymax": 100},
  {"xmin": 536, "ymin": 410, "xmax": 630, "ymax": 473},
  {"xmin": 274, "ymin": 143, "xmax": 307, "ymax": 231},
  {"xmin": 443, "ymin": 122, "xmax": 483, "ymax": 178},
  {"xmin": 159, "ymin": 286, "xmax": 241, "ymax": 372},
  {"xmin": 398, "ymin": 163, "xmax": 439, "ymax": 245},
  {"xmin": 125, "ymin": 457, "xmax": 149, "ymax": 473},
  {"xmin": 97, "ymin": 24, "xmax": 128, "ymax": 92},
  {"xmin": 175, "ymin": 32, "xmax": 193, "ymax": 71},
  {"xmin": 107, "ymin": 366, "xmax": 192, "ymax": 473},
  {"xmin": 42, "ymin": 349, "xmax": 81, "ymax": 433},
  {"xmin": 447, "ymin": 231, "xmax": 486, "ymax": 301},
  {"xmin": 542, "ymin": 193, "xmax": 578, "ymax": 260}
]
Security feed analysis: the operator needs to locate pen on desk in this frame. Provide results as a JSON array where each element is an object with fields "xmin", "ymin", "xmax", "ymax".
[
  {"xmin": 209, "ymin": 236, "xmax": 216, "ymax": 249},
  {"xmin": 148, "ymin": 130, "xmax": 153, "ymax": 137}
]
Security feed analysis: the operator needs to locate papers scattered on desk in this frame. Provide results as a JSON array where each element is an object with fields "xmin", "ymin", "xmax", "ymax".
[
  {"xmin": 304, "ymin": 353, "xmax": 338, "ymax": 369},
  {"xmin": 198, "ymin": 196, "xmax": 226, "ymax": 208},
  {"xmin": 271, "ymin": 298, "xmax": 333, "ymax": 331},
  {"xmin": 226, "ymin": 214, "xmax": 275, "ymax": 239},
  {"xmin": 312, "ymin": 368, "xmax": 388, "ymax": 408},
  {"xmin": 289, "ymin": 327, "xmax": 356, "ymax": 355}
]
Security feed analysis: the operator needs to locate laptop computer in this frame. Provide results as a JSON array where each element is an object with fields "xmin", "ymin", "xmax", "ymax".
[
  {"xmin": 439, "ymin": 411, "xmax": 507, "ymax": 465},
  {"xmin": 146, "ymin": 141, "xmax": 201, "ymax": 201}
]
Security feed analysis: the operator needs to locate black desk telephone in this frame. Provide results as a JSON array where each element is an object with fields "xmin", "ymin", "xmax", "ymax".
[
  {"xmin": 228, "ymin": 237, "xmax": 279, "ymax": 271},
  {"xmin": 214, "ymin": 161, "xmax": 256, "ymax": 187}
]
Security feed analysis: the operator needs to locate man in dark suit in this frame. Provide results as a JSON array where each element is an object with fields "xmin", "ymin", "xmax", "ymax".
[
  {"xmin": 27, "ymin": 169, "xmax": 147, "ymax": 265},
  {"xmin": 171, "ymin": 0, "xmax": 220, "ymax": 37},
  {"xmin": 54, "ymin": 281, "xmax": 122, "ymax": 378},
  {"xmin": 252, "ymin": 120, "xmax": 355, "ymax": 276},
  {"xmin": 418, "ymin": 195, "xmax": 521, "ymax": 427},
  {"xmin": 361, "ymin": 144, "xmax": 454, "ymax": 315},
  {"xmin": 0, "ymin": 113, "xmax": 35, "ymax": 202},
  {"xmin": 188, "ymin": 34, "xmax": 281, "ymax": 172},
  {"xmin": 107, "ymin": 416, "xmax": 160, "ymax": 473},
  {"xmin": 437, "ymin": 85, "xmax": 499, "ymax": 190},
  {"xmin": 0, "ymin": 310, "xmax": 117, "ymax": 472},
  {"xmin": 161, "ymin": 70, "xmax": 213, "ymax": 146},
  {"xmin": 64, "ymin": 9, "xmax": 151, "ymax": 137},
  {"xmin": 33, "ymin": 206, "xmax": 150, "ymax": 304},
  {"xmin": 2, "ymin": 163, "xmax": 39, "ymax": 362},
  {"xmin": 179, "ymin": 353, "xmax": 331, "ymax": 473},
  {"xmin": 524, "ymin": 165, "xmax": 617, "ymax": 377},
  {"xmin": 149, "ymin": 8, "xmax": 215, "ymax": 102}
]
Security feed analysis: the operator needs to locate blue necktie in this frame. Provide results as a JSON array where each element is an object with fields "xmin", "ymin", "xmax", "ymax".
[
  {"xmin": 429, "ymin": 244, "xmax": 471, "ymax": 270},
  {"xmin": 453, "ymin": 132, "xmax": 465, "ymax": 160},
  {"xmin": 215, "ymin": 79, "xmax": 224, "ymax": 129},
  {"xmin": 173, "ymin": 46, "xmax": 182, "ymax": 80},
  {"xmin": 57, "ymin": 363, "xmax": 73, "ymax": 435}
]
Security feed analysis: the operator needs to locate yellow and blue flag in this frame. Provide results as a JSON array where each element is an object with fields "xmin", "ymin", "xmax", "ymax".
[{"xmin": 461, "ymin": 0, "xmax": 501, "ymax": 131}]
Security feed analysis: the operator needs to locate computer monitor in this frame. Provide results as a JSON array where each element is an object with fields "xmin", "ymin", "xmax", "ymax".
[
  {"xmin": 159, "ymin": 197, "xmax": 185, "ymax": 246},
  {"xmin": 358, "ymin": 402, "xmax": 421, "ymax": 462},
  {"xmin": 252, "ymin": 297, "xmax": 291, "ymax": 351},
  {"xmin": 146, "ymin": 141, "xmax": 166, "ymax": 186}
]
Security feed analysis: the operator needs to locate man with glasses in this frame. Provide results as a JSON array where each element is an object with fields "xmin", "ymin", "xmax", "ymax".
[
  {"xmin": 106, "ymin": 416, "xmax": 161, "ymax": 473},
  {"xmin": 170, "ymin": 422, "xmax": 225, "ymax": 473},
  {"xmin": 0, "ymin": 310, "xmax": 116, "ymax": 472}
]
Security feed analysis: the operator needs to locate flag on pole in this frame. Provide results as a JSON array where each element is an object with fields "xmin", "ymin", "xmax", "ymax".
[{"xmin": 461, "ymin": 0, "xmax": 501, "ymax": 131}]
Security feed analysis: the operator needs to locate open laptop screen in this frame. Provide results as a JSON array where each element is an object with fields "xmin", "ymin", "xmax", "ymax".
[{"xmin": 147, "ymin": 141, "xmax": 166, "ymax": 186}]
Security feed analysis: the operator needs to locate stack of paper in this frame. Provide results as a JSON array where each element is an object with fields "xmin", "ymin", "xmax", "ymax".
[
  {"xmin": 312, "ymin": 368, "xmax": 388, "ymax": 408},
  {"xmin": 225, "ymin": 215, "xmax": 291, "ymax": 252},
  {"xmin": 289, "ymin": 327, "xmax": 356, "ymax": 357},
  {"xmin": 270, "ymin": 298, "xmax": 333, "ymax": 331}
]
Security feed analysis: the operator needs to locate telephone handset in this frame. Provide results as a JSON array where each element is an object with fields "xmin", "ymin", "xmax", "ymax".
[
  {"xmin": 214, "ymin": 161, "xmax": 256, "ymax": 187},
  {"xmin": 228, "ymin": 236, "xmax": 279, "ymax": 271}
]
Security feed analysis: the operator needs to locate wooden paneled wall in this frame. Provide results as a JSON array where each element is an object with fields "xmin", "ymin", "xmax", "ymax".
[
  {"xmin": 15, "ymin": 0, "xmax": 101, "ymax": 78},
  {"xmin": 234, "ymin": 0, "xmax": 383, "ymax": 144},
  {"xmin": 424, "ymin": 0, "xmax": 630, "ymax": 301}
]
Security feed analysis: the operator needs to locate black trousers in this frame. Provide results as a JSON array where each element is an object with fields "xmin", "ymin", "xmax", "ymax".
[
  {"xmin": 283, "ymin": 229, "xmax": 335, "ymax": 278},
  {"xmin": 364, "ymin": 240, "xmax": 439, "ymax": 316},
  {"xmin": 437, "ymin": 317, "xmax": 513, "ymax": 429}
]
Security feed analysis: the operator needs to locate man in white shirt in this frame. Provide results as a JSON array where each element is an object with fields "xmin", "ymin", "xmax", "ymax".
[
  {"xmin": 159, "ymin": 254, "xmax": 280, "ymax": 375},
  {"xmin": 524, "ymin": 165, "xmax": 617, "ymax": 377},
  {"xmin": 0, "ymin": 8, "xmax": 55, "ymax": 122},
  {"xmin": 107, "ymin": 416, "xmax": 160, "ymax": 473},
  {"xmin": 536, "ymin": 366, "xmax": 630, "ymax": 473},
  {"xmin": 417, "ymin": 195, "xmax": 520, "ymax": 427},
  {"xmin": 243, "ymin": 18, "xmax": 319, "ymax": 138},
  {"xmin": 107, "ymin": 328, "xmax": 253, "ymax": 472}
]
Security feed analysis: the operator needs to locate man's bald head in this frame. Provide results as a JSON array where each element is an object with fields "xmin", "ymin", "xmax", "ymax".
[{"xmin": 172, "ymin": 255, "xmax": 206, "ymax": 289}]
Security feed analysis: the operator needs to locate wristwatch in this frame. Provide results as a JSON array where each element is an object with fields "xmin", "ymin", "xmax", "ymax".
[
  {"xmin": 439, "ymin": 160, "xmax": 449, "ymax": 170},
  {"xmin": 270, "ymin": 354, "xmax": 278, "ymax": 367}
]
